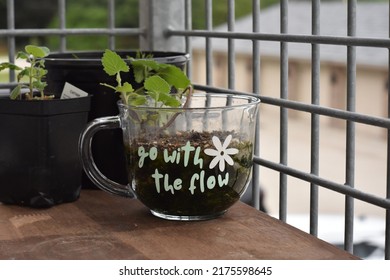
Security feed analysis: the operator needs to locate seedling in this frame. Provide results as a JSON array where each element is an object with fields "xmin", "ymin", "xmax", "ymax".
[
  {"xmin": 0, "ymin": 45, "xmax": 51, "ymax": 100},
  {"xmin": 100, "ymin": 49, "xmax": 192, "ymax": 108}
]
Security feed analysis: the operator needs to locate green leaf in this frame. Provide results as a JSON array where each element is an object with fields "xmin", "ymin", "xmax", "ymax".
[
  {"xmin": 133, "ymin": 50, "xmax": 154, "ymax": 60},
  {"xmin": 25, "ymin": 45, "xmax": 50, "ymax": 58},
  {"xmin": 131, "ymin": 59, "xmax": 160, "ymax": 71},
  {"xmin": 16, "ymin": 51, "xmax": 28, "ymax": 60},
  {"xmin": 17, "ymin": 68, "xmax": 29, "ymax": 82},
  {"xmin": 131, "ymin": 59, "xmax": 161, "ymax": 84},
  {"xmin": 37, "ymin": 59, "xmax": 46, "ymax": 68},
  {"xmin": 148, "ymin": 90, "xmax": 181, "ymax": 107},
  {"xmin": 101, "ymin": 49, "xmax": 129, "ymax": 76},
  {"xmin": 147, "ymin": 91, "xmax": 159, "ymax": 103},
  {"xmin": 158, "ymin": 92, "xmax": 181, "ymax": 107},
  {"xmin": 127, "ymin": 93, "xmax": 147, "ymax": 106},
  {"xmin": 10, "ymin": 85, "xmax": 22, "ymax": 100},
  {"xmin": 158, "ymin": 65, "xmax": 190, "ymax": 89},
  {"xmin": 0, "ymin": 62, "xmax": 22, "ymax": 72},
  {"xmin": 32, "ymin": 80, "xmax": 47, "ymax": 91},
  {"xmin": 144, "ymin": 75, "xmax": 171, "ymax": 94},
  {"xmin": 116, "ymin": 82, "xmax": 134, "ymax": 93},
  {"xmin": 31, "ymin": 67, "xmax": 47, "ymax": 79},
  {"xmin": 143, "ymin": 111, "xmax": 159, "ymax": 123},
  {"xmin": 133, "ymin": 65, "xmax": 145, "ymax": 84}
]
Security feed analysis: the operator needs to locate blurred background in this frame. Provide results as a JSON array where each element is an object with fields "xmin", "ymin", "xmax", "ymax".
[{"xmin": 0, "ymin": 0, "xmax": 279, "ymax": 51}]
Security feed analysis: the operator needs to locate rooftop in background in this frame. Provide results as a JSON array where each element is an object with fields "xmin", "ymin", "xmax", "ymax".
[{"xmin": 192, "ymin": 1, "xmax": 389, "ymax": 68}]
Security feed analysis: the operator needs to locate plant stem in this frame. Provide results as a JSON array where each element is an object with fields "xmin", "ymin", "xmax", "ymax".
[
  {"xmin": 159, "ymin": 86, "xmax": 193, "ymax": 132},
  {"xmin": 28, "ymin": 56, "xmax": 34, "ymax": 100}
]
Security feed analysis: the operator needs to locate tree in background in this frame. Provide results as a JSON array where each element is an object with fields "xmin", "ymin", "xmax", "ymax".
[
  {"xmin": 0, "ymin": 0, "xmax": 57, "ymax": 48},
  {"xmin": 192, "ymin": 0, "xmax": 252, "ymax": 29},
  {"xmin": 46, "ymin": 0, "xmax": 139, "ymax": 50},
  {"xmin": 0, "ymin": 0, "xmax": 57, "ymax": 29},
  {"xmin": 0, "ymin": 0, "xmax": 139, "ymax": 50}
]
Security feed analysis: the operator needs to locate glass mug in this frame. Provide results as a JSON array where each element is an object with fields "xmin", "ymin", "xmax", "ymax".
[{"xmin": 79, "ymin": 92, "xmax": 260, "ymax": 220}]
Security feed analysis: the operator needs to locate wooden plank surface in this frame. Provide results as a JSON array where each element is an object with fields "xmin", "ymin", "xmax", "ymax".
[{"xmin": 0, "ymin": 190, "xmax": 358, "ymax": 260}]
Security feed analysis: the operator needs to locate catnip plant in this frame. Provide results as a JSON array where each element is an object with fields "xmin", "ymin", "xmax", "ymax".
[
  {"xmin": 0, "ymin": 45, "xmax": 51, "ymax": 100},
  {"xmin": 100, "ymin": 49, "xmax": 192, "ymax": 108}
]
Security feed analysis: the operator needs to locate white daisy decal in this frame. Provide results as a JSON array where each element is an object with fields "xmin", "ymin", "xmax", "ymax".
[{"xmin": 204, "ymin": 135, "xmax": 239, "ymax": 172}]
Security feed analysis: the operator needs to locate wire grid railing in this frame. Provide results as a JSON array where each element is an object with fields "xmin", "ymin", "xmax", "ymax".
[
  {"xmin": 171, "ymin": 0, "xmax": 390, "ymax": 260},
  {"xmin": 0, "ymin": 0, "xmax": 389, "ymax": 260}
]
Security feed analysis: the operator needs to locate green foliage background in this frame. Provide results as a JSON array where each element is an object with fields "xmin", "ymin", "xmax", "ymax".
[
  {"xmin": 0, "ymin": 0, "xmax": 387, "ymax": 51},
  {"xmin": 0, "ymin": 0, "xmax": 279, "ymax": 50}
]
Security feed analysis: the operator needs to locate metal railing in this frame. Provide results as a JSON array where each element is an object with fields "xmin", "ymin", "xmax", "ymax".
[
  {"xmin": 170, "ymin": 0, "xmax": 390, "ymax": 260},
  {"xmin": 1, "ymin": 0, "xmax": 389, "ymax": 260}
]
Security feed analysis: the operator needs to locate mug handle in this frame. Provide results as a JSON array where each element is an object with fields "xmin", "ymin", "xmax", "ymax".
[{"xmin": 78, "ymin": 116, "xmax": 135, "ymax": 198}]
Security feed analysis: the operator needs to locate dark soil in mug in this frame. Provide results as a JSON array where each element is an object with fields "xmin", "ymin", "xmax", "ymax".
[{"xmin": 125, "ymin": 130, "xmax": 253, "ymax": 216}]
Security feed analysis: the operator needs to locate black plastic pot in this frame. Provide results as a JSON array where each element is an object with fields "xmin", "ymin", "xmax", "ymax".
[
  {"xmin": 44, "ymin": 51, "xmax": 190, "ymax": 187},
  {"xmin": 0, "ymin": 96, "xmax": 91, "ymax": 207}
]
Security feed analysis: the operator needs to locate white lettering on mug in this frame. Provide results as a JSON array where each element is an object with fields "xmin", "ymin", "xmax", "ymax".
[{"xmin": 137, "ymin": 135, "xmax": 237, "ymax": 195}]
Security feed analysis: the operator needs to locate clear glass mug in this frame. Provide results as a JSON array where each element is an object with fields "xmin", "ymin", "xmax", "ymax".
[{"xmin": 79, "ymin": 92, "xmax": 260, "ymax": 220}]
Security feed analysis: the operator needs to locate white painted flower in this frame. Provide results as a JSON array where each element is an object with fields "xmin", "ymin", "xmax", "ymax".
[{"xmin": 204, "ymin": 135, "xmax": 239, "ymax": 172}]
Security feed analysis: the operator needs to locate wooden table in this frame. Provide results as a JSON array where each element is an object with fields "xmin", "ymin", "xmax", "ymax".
[{"xmin": 0, "ymin": 190, "xmax": 358, "ymax": 260}]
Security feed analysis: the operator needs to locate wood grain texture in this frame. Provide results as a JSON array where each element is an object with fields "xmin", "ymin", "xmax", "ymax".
[{"xmin": 0, "ymin": 190, "xmax": 358, "ymax": 260}]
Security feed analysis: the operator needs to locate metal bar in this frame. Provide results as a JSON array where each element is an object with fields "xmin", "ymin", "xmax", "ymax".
[
  {"xmin": 344, "ymin": 0, "xmax": 357, "ymax": 254},
  {"xmin": 183, "ymin": 0, "xmax": 194, "ymax": 135},
  {"xmin": 6, "ymin": 0, "xmax": 15, "ymax": 82},
  {"xmin": 0, "ymin": 28, "xmax": 142, "ymax": 37},
  {"xmin": 279, "ymin": 0, "xmax": 289, "ymax": 222},
  {"xmin": 194, "ymin": 84, "xmax": 390, "ymax": 129},
  {"xmin": 58, "ymin": 0, "xmax": 66, "ymax": 52},
  {"xmin": 386, "ymin": 0, "xmax": 390, "ymax": 261},
  {"xmin": 139, "ymin": 0, "xmax": 153, "ymax": 50},
  {"xmin": 3, "ymin": 27, "xmax": 388, "ymax": 49},
  {"xmin": 201, "ymin": 0, "xmax": 213, "ymax": 125},
  {"xmin": 310, "ymin": 0, "xmax": 320, "ymax": 237},
  {"xmin": 185, "ymin": 0, "xmax": 192, "ymax": 79},
  {"xmin": 222, "ymin": 0, "xmax": 235, "ymax": 130},
  {"xmin": 261, "ymin": 99, "xmax": 390, "ymax": 128},
  {"xmin": 205, "ymin": 0, "xmax": 213, "ymax": 87},
  {"xmin": 387, "ymin": 67, "xmax": 390, "ymax": 258},
  {"xmin": 108, "ymin": 0, "xmax": 116, "ymax": 49},
  {"xmin": 251, "ymin": 0, "xmax": 261, "ymax": 211},
  {"xmin": 254, "ymin": 157, "xmax": 390, "ymax": 210},
  {"xmin": 252, "ymin": 0, "xmax": 260, "ymax": 95},
  {"xmin": 0, "ymin": 82, "xmax": 18, "ymax": 89},
  {"xmin": 167, "ymin": 29, "xmax": 390, "ymax": 48},
  {"xmin": 227, "ymin": 0, "xmax": 235, "ymax": 90},
  {"xmin": 138, "ymin": 0, "xmax": 185, "ymax": 52},
  {"xmin": 139, "ymin": 0, "xmax": 185, "ymax": 52}
]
